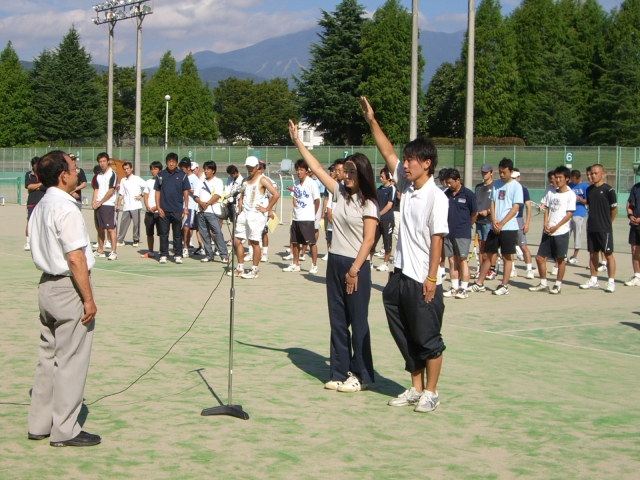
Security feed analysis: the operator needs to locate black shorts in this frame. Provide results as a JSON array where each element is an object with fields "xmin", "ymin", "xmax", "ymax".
[
  {"xmin": 145, "ymin": 211, "xmax": 159, "ymax": 237},
  {"xmin": 537, "ymin": 232, "xmax": 570, "ymax": 259},
  {"xmin": 326, "ymin": 230, "xmax": 333, "ymax": 244},
  {"xmin": 587, "ymin": 231, "xmax": 614, "ymax": 254},
  {"xmin": 94, "ymin": 205, "xmax": 116, "ymax": 229},
  {"xmin": 27, "ymin": 206, "xmax": 35, "ymax": 220},
  {"xmin": 372, "ymin": 218, "xmax": 394, "ymax": 254},
  {"xmin": 290, "ymin": 220, "xmax": 316, "ymax": 245},
  {"xmin": 383, "ymin": 269, "xmax": 445, "ymax": 372},
  {"xmin": 630, "ymin": 228, "xmax": 640, "ymax": 246},
  {"xmin": 484, "ymin": 230, "xmax": 518, "ymax": 255}
]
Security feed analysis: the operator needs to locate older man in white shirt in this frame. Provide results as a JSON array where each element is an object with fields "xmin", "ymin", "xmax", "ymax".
[{"xmin": 27, "ymin": 150, "xmax": 101, "ymax": 447}]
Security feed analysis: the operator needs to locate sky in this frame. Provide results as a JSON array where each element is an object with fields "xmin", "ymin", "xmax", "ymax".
[{"xmin": 0, "ymin": 0, "xmax": 624, "ymax": 68}]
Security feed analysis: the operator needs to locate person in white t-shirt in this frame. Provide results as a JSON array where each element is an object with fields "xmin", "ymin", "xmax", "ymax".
[
  {"xmin": 225, "ymin": 165, "xmax": 244, "ymax": 226},
  {"xmin": 320, "ymin": 164, "xmax": 337, "ymax": 261},
  {"xmin": 141, "ymin": 161, "xmax": 163, "ymax": 258},
  {"xmin": 179, "ymin": 158, "xmax": 204, "ymax": 258},
  {"xmin": 116, "ymin": 161, "xmax": 146, "ymax": 247},
  {"xmin": 194, "ymin": 161, "xmax": 229, "ymax": 263},
  {"xmin": 283, "ymin": 159, "xmax": 321, "ymax": 274},
  {"xmin": 362, "ymin": 96, "xmax": 448, "ymax": 413},
  {"xmin": 92, "ymin": 152, "xmax": 118, "ymax": 260},
  {"xmin": 529, "ymin": 166, "xmax": 576, "ymax": 294}
]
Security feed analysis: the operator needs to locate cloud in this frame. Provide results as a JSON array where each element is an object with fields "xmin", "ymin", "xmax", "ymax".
[{"xmin": 422, "ymin": 13, "xmax": 468, "ymax": 33}]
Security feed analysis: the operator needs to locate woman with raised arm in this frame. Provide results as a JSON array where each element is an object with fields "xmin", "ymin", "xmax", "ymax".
[{"xmin": 288, "ymin": 120, "xmax": 379, "ymax": 393}]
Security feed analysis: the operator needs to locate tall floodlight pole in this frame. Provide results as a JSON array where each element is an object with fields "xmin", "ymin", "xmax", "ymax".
[
  {"xmin": 409, "ymin": 0, "xmax": 419, "ymax": 140},
  {"xmin": 107, "ymin": 19, "xmax": 115, "ymax": 157},
  {"xmin": 464, "ymin": 0, "xmax": 476, "ymax": 189},
  {"xmin": 165, "ymin": 95, "xmax": 171, "ymax": 149},
  {"xmin": 132, "ymin": 3, "xmax": 153, "ymax": 176}
]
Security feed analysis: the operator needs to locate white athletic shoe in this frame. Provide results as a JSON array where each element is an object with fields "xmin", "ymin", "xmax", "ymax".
[
  {"xmin": 107, "ymin": 252, "xmax": 118, "ymax": 261},
  {"xmin": 104, "ymin": 240, "xmax": 112, "ymax": 249},
  {"xmin": 551, "ymin": 266, "xmax": 558, "ymax": 276},
  {"xmin": 511, "ymin": 266, "xmax": 517, "ymax": 277},
  {"xmin": 283, "ymin": 253, "xmax": 294, "ymax": 261},
  {"xmin": 241, "ymin": 269, "xmax": 259, "ymax": 279},
  {"xmin": 414, "ymin": 390, "xmax": 440, "ymax": 413},
  {"xmin": 93, "ymin": 251, "xmax": 106, "ymax": 258},
  {"xmin": 321, "ymin": 254, "xmax": 329, "ymax": 261},
  {"xmin": 159, "ymin": 256, "xmax": 167, "ymax": 264},
  {"xmin": 324, "ymin": 380, "xmax": 343, "ymax": 390},
  {"xmin": 116, "ymin": 241, "xmax": 125, "ymax": 247},
  {"xmin": 526, "ymin": 269, "xmax": 535, "ymax": 279},
  {"xmin": 92, "ymin": 242, "xmax": 99, "ymax": 250},
  {"xmin": 182, "ymin": 248, "xmax": 189, "ymax": 258},
  {"xmin": 388, "ymin": 387, "xmax": 422, "ymax": 407},
  {"xmin": 132, "ymin": 242, "xmax": 139, "ymax": 247},
  {"xmin": 376, "ymin": 263, "xmax": 389, "ymax": 272},
  {"xmin": 604, "ymin": 281, "xmax": 615, "ymax": 293},
  {"xmin": 443, "ymin": 288, "xmax": 457, "ymax": 298},
  {"xmin": 374, "ymin": 250, "xmax": 385, "ymax": 258},
  {"xmin": 492, "ymin": 284, "xmax": 510, "ymax": 296},
  {"xmin": 337, "ymin": 372, "xmax": 367, "ymax": 393},
  {"xmin": 299, "ymin": 254, "xmax": 307, "ymax": 261},
  {"xmin": 579, "ymin": 279, "xmax": 600, "ymax": 289},
  {"xmin": 454, "ymin": 288, "xmax": 468, "ymax": 299},
  {"xmin": 226, "ymin": 268, "xmax": 243, "ymax": 277},
  {"xmin": 260, "ymin": 254, "xmax": 268, "ymax": 263},
  {"xmin": 244, "ymin": 253, "xmax": 253, "ymax": 262},
  {"xmin": 309, "ymin": 264, "xmax": 318, "ymax": 274},
  {"xmin": 24, "ymin": 242, "xmax": 30, "ymax": 251},
  {"xmin": 568, "ymin": 256, "xmax": 578, "ymax": 264},
  {"xmin": 175, "ymin": 256, "xmax": 183, "ymax": 264},
  {"xmin": 597, "ymin": 263, "xmax": 607, "ymax": 272},
  {"xmin": 516, "ymin": 253, "xmax": 525, "ymax": 262},
  {"xmin": 624, "ymin": 276, "xmax": 640, "ymax": 287},
  {"xmin": 282, "ymin": 264, "xmax": 301, "ymax": 272}
]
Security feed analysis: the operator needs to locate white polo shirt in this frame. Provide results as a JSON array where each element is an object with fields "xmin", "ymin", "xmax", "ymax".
[
  {"xmin": 29, "ymin": 187, "xmax": 95, "ymax": 276},
  {"xmin": 118, "ymin": 174, "xmax": 146, "ymax": 211},
  {"xmin": 194, "ymin": 176, "xmax": 225, "ymax": 216},
  {"xmin": 393, "ymin": 160, "xmax": 449, "ymax": 285},
  {"xmin": 144, "ymin": 178, "xmax": 157, "ymax": 210},
  {"xmin": 95, "ymin": 167, "xmax": 117, "ymax": 206}
]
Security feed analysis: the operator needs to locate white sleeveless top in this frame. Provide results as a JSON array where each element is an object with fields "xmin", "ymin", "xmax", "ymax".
[{"xmin": 242, "ymin": 174, "xmax": 266, "ymax": 213}]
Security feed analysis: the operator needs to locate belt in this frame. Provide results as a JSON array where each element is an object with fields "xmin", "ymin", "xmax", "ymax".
[{"xmin": 41, "ymin": 273, "xmax": 70, "ymax": 280}]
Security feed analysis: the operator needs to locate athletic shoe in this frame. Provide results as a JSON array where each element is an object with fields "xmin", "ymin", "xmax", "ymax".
[
  {"xmin": 92, "ymin": 242, "xmax": 98, "ymax": 250},
  {"xmin": 309, "ymin": 264, "xmax": 318, "ymax": 274},
  {"xmin": 140, "ymin": 252, "xmax": 155, "ymax": 258},
  {"xmin": 193, "ymin": 247, "xmax": 204, "ymax": 256},
  {"xmin": 285, "ymin": 247, "xmax": 291, "ymax": 254},
  {"xmin": 486, "ymin": 269, "xmax": 497, "ymax": 281},
  {"xmin": 175, "ymin": 256, "xmax": 183, "ymax": 264},
  {"xmin": 132, "ymin": 242, "xmax": 139, "ymax": 248},
  {"xmin": 376, "ymin": 263, "xmax": 389, "ymax": 272},
  {"xmin": 221, "ymin": 257, "xmax": 229, "ymax": 264},
  {"xmin": 159, "ymin": 256, "xmax": 167, "ymax": 264},
  {"xmin": 93, "ymin": 251, "xmax": 106, "ymax": 258},
  {"xmin": 551, "ymin": 266, "xmax": 558, "ymax": 276},
  {"xmin": 282, "ymin": 264, "xmax": 301, "ymax": 272},
  {"xmin": 321, "ymin": 254, "xmax": 329, "ymax": 261},
  {"xmin": 516, "ymin": 253, "xmax": 525, "ymax": 262},
  {"xmin": 116, "ymin": 242, "xmax": 125, "ymax": 247},
  {"xmin": 182, "ymin": 248, "xmax": 189, "ymax": 258},
  {"xmin": 374, "ymin": 250, "xmax": 385, "ymax": 258},
  {"xmin": 337, "ymin": 372, "xmax": 367, "ymax": 393},
  {"xmin": 529, "ymin": 283, "xmax": 549, "ymax": 292},
  {"xmin": 324, "ymin": 380, "xmax": 343, "ymax": 390},
  {"xmin": 579, "ymin": 279, "xmax": 599, "ymax": 289},
  {"xmin": 454, "ymin": 288, "xmax": 468, "ymax": 299},
  {"xmin": 469, "ymin": 282, "xmax": 486, "ymax": 293},
  {"xmin": 470, "ymin": 271, "xmax": 479, "ymax": 279},
  {"xmin": 201, "ymin": 257, "xmax": 212, "ymax": 263},
  {"xmin": 283, "ymin": 253, "xmax": 294, "ymax": 261},
  {"xmin": 241, "ymin": 269, "xmax": 259, "ymax": 279},
  {"xmin": 550, "ymin": 285, "xmax": 561, "ymax": 295},
  {"xmin": 604, "ymin": 282, "xmax": 615, "ymax": 293},
  {"xmin": 226, "ymin": 239, "xmax": 232, "ymax": 246},
  {"xmin": 244, "ymin": 253, "xmax": 253, "ymax": 262},
  {"xmin": 597, "ymin": 263, "xmax": 607, "ymax": 272},
  {"xmin": 568, "ymin": 256, "xmax": 578, "ymax": 264},
  {"xmin": 24, "ymin": 242, "xmax": 30, "ymax": 251},
  {"xmin": 107, "ymin": 252, "xmax": 118, "ymax": 261},
  {"xmin": 414, "ymin": 390, "xmax": 440, "ymax": 413},
  {"xmin": 443, "ymin": 288, "xmax": 457, "ymax": 298},
  {"xmin": 624, "ymin": 276, "xmax": 640, "ymax": 287},
  {"xmin": 511, "ymin": 266, "xmax": 518, "ymax": 277},
  {"xmin": 104, "ymin": 240, "xmax": 111, "ymax": 249},
  {"xmin": 492, "ymin": 284, "xmax": 509, "ymax": 295},
  {"xmin": 260, "ymin": 254, "xmax": 268, "ymax": 262},
  {"xmin": 299, "ymin": 254, "xmax": 307, "ymax": 261},
  {"xmin": 526, "ymin": 269, "xmax": 535, "ymax": 279},
  {"xmin": 388, "ymin": 387, "xmax": 422, "ymax": 407},
  {"xmin": 226, "ymin": 268, "xmax": 243, "ymax": 277}
]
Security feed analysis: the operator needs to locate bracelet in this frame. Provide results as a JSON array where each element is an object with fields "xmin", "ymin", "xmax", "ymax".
[
  {"xmin": 426, "ymin": 276, "xmax": 437, "ymax": 283},
  {"xmin": 351, "ymin": 264, "xmax": 360, "ymax": 273}
]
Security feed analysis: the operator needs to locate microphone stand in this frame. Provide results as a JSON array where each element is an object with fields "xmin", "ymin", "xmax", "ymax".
[{"xmin": 201, "ymin": 199, "xmax": 249, "ymax": 420}]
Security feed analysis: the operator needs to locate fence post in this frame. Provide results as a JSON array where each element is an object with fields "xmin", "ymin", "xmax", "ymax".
[
  {"xmin": 17, "ymin": 176, "xmax": 21, "ymax": 205},
  {"xmin": 513, "ymin": 145, "xmax": 516, "ymax": 166},
  {"xmin": 483, "ymin": 145, "xmax": 486, "ymax": 164},
  {"xmin": 616, "ymin": 146, "xmax": 621, "ymax": 192},
  {"xmin": 597, "ymin": 146, "xmax": 600, "ymax": 164},
  {"xmin": 545, "ymin": 146, "xmax": 548, "ymax": 187}
]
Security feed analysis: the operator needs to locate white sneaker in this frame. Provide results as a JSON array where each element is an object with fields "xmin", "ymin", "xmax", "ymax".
[
  {"xmin": 299, "ymin": 254, "xmax": 307, "ymax": 261},
  {"xmin": 226, "ymin": 268, "xmax": 243, "ymax": 277},
  {"xmin": 201, "ymin": 257, "xmax": 212, "ymax": 263},
  {"xmin": 516, "ymin": 253, "xmax": 525, "ymax": 262},
  {"xmin": 116, "ymin": 241, "xmax": 125, "ymax": 247},
  {"xmin": 337, "ymin": 372, "xmax": 367, "ymax": 393},
  {"xmin": 624, "ymin": 276, "xmax": 640, "ymax": 287},
  {"xmin": 414, "ymin": 390, "xmax": 440, "ymax": 413},
  {"xmin": 309, "ymin": 264, "xmax": 318, "ymax": 274},
  {"xmin": 175, "ymin": 256, "xmax": 183, "ymax": 264},
  {"xmin": 492, "ymin": 284, "xmax": 510, "ymax": 296},
  {"xmin": 244, "ymin": 253, "xmax": 253, "ymax": 262},
  {"xmin": 376, "ymin": 263, "xmax": 389, "ymax": 272},
  {"xmin": 568, "ymin": 256, "xmax": 578, "ymax": 264},
  {"xmin": 104, "ymin": 240, "xmax": 111, "ymax": 249},
  {"xmin": 282, "ymin": 264, "xmax": 301, "ymax": 272},
  {"xmin": 241, "ymin": 269, "xmax": 259, "ymax": 279},
  {"xmin": 159, "ymin": 256, "xmax": 167, "ymax": 264},
  {"xmin": 454, "ymin": 288, "xmax": 468, "ymax": 299},
  {"xmin": 92, "ymin": 242, "xmax": 99, "ymax": 250},
  {"xmin": 374, "ymin": 250, "xmax": 385, "ymax": 258},
  {"xmin": 551, "ymin": 266, "xmax": 558, "ymax": 276},
  {"xmin": 511, "ymin": 266, "xmax": 517, "ymax": 277},
  {"xmin": 182, "ymin": 248, "xmax": 189, "ymax": 258},
  {"xmin": 579, "ymin": 279, "xmax": 600, "ymax": 289},
  {"xmin": 526, "ymin": 269, "xmax": 535, "ymax": 279},
  {"xmin": 93, "ymin": 251, "xmax": 106, "ymax": 258},
  {"xmin": 597, "ymin": 263, "xmax": 607, "ymax": 272},
  {"xmin": 107, "ymin": 252, "xmax": 118, "ymax": 261},
  {"xmin": 321, "ymin": 254, "xmax": 329, "ymax": 261},
  {"xmin": 283, "ymin": 253, "xmax": 294, "ymax": 261},
  {"xmin": 24, "ymin": 242, "xmax": 30, "ymax": 251},
  {"xmin": 604, "ymin": 281, "xmax": 615, "ymax": 293},
  {"xmin": 388, "ymin": 387, "xmax": 422, "ymax": 407},
  {"xmin": 260, "ymin": 254, "xmax": 268, "ymax": 263},
  {"xmin": 324, "ymin": 380, "xmax": 343, "ymax": 390},
  {"xmin": 443, "ymin": 288, "xmax": 457, "ymax": 298},
  {"xmin": 132, "ymin": 242, "xmax": 139, "ymax": 247}
]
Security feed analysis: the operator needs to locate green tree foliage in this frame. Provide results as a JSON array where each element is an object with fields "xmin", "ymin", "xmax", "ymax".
[
  {"xmin": 31, "ymin": 27, "xmax": 104, "ymax": 142},
  {"xmin": 141, "ymin": 51, "xmax": 178, "ymax": 138},
  {"xmin": 296, "ymin": 0, "xmax": 367, "ymax": 145},
  {"xmin": 0, "ymin": 41, "xmax": 35, "ymax": 146},
  {"xmin": 100, "ymin": 65, "xmax": 137, "ymax": 142},
  {"xmin": 214, "ymin": 77, "xmax": 300, "ymax": 145},
  {"xmin": 359, "ymin": 0, "xmax": 425, "ymax": 145},
  {"xmin": 423, "ymin": 62, "xmax": 464, "ymax": 138}
]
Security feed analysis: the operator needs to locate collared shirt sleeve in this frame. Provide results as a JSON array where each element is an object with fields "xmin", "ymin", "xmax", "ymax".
[
  {"xmin": 469, "ymin": 189, "xmax": 478, "ymax": 214},
  {"xmin": 430, "ymin": 189, "xmax": 449, "ymax": 236},
  {"xmin": 57, "ymin": 208, "xmax": 89, "ymax": 253},
  {"xmin": 392, "ymin": 160, "xmax": 406, "ymax": 193},
  {"xmin": 363, "ymin": 199, "xmax": 380, "ymax": 220},
  {"xmin": 512, "ymin": 182, "xmax": 524, "ymax": 205},
  {"xmin": 182, "ymin": 174, "xmax": 191, "ymax": 192},
  {"xmin": 567, "ymin": 191, "xmax": 577, "ymax": 212}
]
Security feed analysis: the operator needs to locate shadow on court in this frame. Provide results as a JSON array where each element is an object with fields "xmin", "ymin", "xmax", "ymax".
[
  {"xmin": 236, "ymin": 341, "xmax": 405, "ymax": 397},
  {"xmin": 620, "ymin": 321, "xmax": 640, "ymax": 331}
]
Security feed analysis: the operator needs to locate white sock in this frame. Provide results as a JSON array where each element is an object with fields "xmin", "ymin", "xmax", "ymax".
[
  {"xmin": 635, "ymin": 273, "xmax": 640, "ymax": 278},
  {"xmin": 526, "ymin": 263, "xmax": 532, "ymax": 271},
  {"xmin": 540, "ymin": 278, "xmax": 548, "ymax": 286},
  {"xmin": 26, "ymin": 236, "xmax": 29, "ymax": 242},
  {"xmin": 591, "ymin": 276, "xmax": 598, "ymax": 283},
  {"xmin": 237, "ymin": 263, "xmax": 244, "ymax": 271},
  {"xmin": 252, "ymin": 266, "xmax": 258, "ymax": 272},
  {"xmin": 601, "ymin": 261, "xmax": 607, "ymax": 266},
  {"xmin": 452, "ymin": 279, "xmax": 459, "ymax": 290},
  {"xmin": 437, "ymin": 266, "xmax": 445, "ymax": 279},
  {"xmin": 461, "ymin": 281, "xmax": 469, "ymax": 290},
  {"xmin": 555, "ymin": 281, "xmax": 562, "ymax": 287},
  {"xmin": 608, "ymin": 278, "xmax": 615, "ymax": 284},
  {"xmin": 262, "ymin": 247, "xmax": 268, "ymax": 255}
]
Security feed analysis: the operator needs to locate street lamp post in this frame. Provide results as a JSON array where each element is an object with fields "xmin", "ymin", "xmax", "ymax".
[
  {"xmin": 463, "ymin": 0, "xmax": 476, "ymax": 189},
  {"xmin": 165, "ymin": 95, "xmax": 171, "ymax": 149},
  {"xmin": 409, "ymin": 0, "xmax": 419, "ymax": 141}
]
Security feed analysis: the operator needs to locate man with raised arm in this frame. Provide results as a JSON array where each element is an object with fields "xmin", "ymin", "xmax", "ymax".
[{"xmin": 361, "ymin": 96, "xmax": 448, "ymax": 414}]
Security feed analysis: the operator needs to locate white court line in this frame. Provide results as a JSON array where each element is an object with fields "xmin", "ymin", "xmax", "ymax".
[
  {"xmin": 448, "ymin": 323, "xmax": 640, "ymax": 359},
  {"xmin": 491, "ymin": 322, "xmax": 613, "ymax": 333}
]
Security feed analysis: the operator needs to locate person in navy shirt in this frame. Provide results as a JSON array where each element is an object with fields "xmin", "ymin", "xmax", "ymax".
[
  {"xmin": 443, "ymin": 168, "xmax": 477, "ymax": 299},
  {"xmin": 625, "ymin": 170, "xmax": 640, "ymax": 287},
  {"xmin": 568, "ymin": 169, "xmax": 589, "ymax": 263},
  {"xmin": 370, "ymin": 166, "xmax": 396, "ymax": 272}
]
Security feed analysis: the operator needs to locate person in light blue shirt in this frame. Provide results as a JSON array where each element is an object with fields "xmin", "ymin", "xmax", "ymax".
[
  {"xmin": 568, "ymin": 169, "xmax": 589, "ymax": 263},
  {"xmin": 470, "ymin": 158, "xmax": 523, "ymax": 296}
]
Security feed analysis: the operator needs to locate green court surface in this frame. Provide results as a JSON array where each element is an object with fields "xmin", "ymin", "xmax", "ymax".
[{"xmin": 1, "ymin": 202, "xmax": 640, "ymax": 479}]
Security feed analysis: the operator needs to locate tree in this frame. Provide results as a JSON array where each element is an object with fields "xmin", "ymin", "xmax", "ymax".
[
  {"xmin": 359, "ymin": 0, "xmax": 425, "ymax": 145},
  {"xmin": 423, "ymin": 62, "xmax": 464, "ymax": 138},
  {"xmin": 100, "ymin": 65, "xmax": 137, "ymax": 142},
  {"xmin": 31, "ymin": 27, "xmax": 104, "ymax": 142},
  {"xmin": 0, "ymin": 41, "xmax": 35, "ymax": 146},
  {"xmin": 214, "ymin": 77, "xmax": 300, "ymax": 145},
  {"xmin": 141, "ymin": 51, "xmax": 179, "ymax": 138},
  {"xmin": 296, "ymin": 0, "xmax": 367, "ymax": 145}
]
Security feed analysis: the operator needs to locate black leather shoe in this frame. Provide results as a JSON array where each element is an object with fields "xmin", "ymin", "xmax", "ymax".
[
  {"xmin": 50, "ymin": 431, "xmax": 101, "ymax": 447},
  {"xmin": 28, "ymin": 433, "xmax": 50, "ymax": 440}
]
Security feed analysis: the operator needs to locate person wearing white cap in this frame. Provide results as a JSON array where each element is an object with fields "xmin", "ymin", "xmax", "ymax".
[
  {"xmin": 192, "ymin": 162, "xmax": 203, "ymax": 181},
  {"xmin": 229, "ymin": 156, "xmax": 280, "ymax": 279}
]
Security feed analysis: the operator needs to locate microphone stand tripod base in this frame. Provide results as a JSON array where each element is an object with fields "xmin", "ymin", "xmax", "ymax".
[{"xmin": 201, "ymin": 404, "xmax": 249, "ymax": 420}]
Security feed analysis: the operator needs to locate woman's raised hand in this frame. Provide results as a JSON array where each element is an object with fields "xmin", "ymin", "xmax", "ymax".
[{"xmin": 288, "ymin": 119, "xmax": 299, "ymax": 143}]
